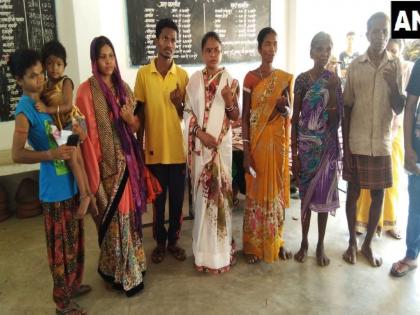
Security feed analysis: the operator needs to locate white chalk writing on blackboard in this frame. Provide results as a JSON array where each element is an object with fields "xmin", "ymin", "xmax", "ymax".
[
  {"xmin": 126, "ymin": 0, "xmax": 270, "ymax": 66},
  {"xmin": 0, "ymin": 0, "xmax": 57, "ymax": 121}
]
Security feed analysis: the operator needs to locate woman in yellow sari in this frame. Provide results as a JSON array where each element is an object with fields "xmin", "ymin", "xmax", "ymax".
[{"xmin": 242, "ymin": 27, "xmax": 293, "ymax": 263}]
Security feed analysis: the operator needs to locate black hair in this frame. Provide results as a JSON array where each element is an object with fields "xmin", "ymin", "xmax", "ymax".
[
  {"xmin": 8, "ymin": 49, "xmax": 42, "ymax": 78},
  {"xmin": 201, "ymin": 31, "xmax": 222, "ymax": 50},
  {"xmin": 91, "ymin": 35, "xmax": 116, "ymax": 62},
  {"xmin": 311, "ymin": 32, "xmax": 333, "ymax": 50},
  {"xmin": 388, "ymin": 38, "xmax": 402, "ymax": 49},
  {"xmin": 257, "ymin": 27, "xmax": 277, "ymax": 49},
  {"xmin": 346, "ymin": 31, "xmax": 355, "ymax": 37},
  {"xmin": 367, "ymin": 12, "xmax": 390, "ymax": 31},
  {"xmin": 41, "ymin": 40, "xmax": 67, "ymax": 66},
  {"xmin": 156, "ymin": 18, "xmax": 179, "ymax": 38}
]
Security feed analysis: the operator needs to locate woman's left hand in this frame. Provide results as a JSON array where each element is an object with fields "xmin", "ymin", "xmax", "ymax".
[
  {"xmin": 276, "ymin": 88, "xmax": 290, "ymax": 111},
  {"xmin": 120, "ymin": 100, "xmax": 135, "ymax": 125},
  {"xmin": 221, "ymin": 79, "xmax": 238, "ymax": 107},
  {"xmin": 327, "ymin": 71, "xmax": 340, "ymax": 91}
]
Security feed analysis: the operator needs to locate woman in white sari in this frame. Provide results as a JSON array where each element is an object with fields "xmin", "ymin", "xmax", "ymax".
[{"xmin": 184, "ymin": 32, "xmax": 240, "ymax": 273}]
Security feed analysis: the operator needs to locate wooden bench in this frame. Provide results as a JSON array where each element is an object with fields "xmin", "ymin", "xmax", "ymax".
[
  {"xmin": 0, "ymin": 122, "xmax": 38, "ymax": 216},
  {"xmin": 0, "ymin": 149, "xmax": 39, "ymax": 177}
]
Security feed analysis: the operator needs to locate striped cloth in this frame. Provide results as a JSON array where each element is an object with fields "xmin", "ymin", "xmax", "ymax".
[{"xmin": 343, "ymin": 154, "xmax": 392, "ymax": 189}]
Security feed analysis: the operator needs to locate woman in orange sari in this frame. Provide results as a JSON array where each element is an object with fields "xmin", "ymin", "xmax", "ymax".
[
  {"xmin": 242, "ymin": 27, "xmax": 293, "ymax": 264},
  {"xmin": 75, "ymin": 36, "xmax": 147, "ymax": 297}
]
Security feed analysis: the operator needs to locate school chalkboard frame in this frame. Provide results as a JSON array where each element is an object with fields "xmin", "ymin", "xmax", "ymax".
[
  {"xmin": 126, "ymin": 0, "xmax": 271, "ymax": 66},
  {"xmin": 0, "ymin": 0, "xmax": 57, "ymax": 121}
]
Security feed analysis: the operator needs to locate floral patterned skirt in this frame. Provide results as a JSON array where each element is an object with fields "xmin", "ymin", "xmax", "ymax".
[
  {"xmin": 42, "ymin": 196, "xmax": 84, "ymax": 309},
  {"xmin": 243, "ymin": 121, "xmax": 288, "ymax": 263},
  {"xmin": 98, "ymin": 209, "xmax": 146, "ymax": 292}
]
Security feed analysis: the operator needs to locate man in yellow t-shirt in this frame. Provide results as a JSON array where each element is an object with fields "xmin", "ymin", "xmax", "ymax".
[{"xmin": 134, "ymin": 18, "xmax": 189, "ymax": 264}]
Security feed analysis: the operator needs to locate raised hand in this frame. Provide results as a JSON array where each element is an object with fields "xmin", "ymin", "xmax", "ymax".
[
  {"xmin": 170, "ymin": 83, "xmax": 183, "ymax": 107},
  {"xmin": 221, "ymin": 79, "xmax": 239, "ymax": 107},
  {"xmin": 383, "ymin": 61, "xmax": 398, "ymax": 90},
  {"xmin": 275, "ymin": 88, "xmax": 289, "ymax": 113},
  {"xmin": 327, "ymin": 71, "xmax": 340, "ymax": 91},
  {"xmin": 120, "ymin": 98, "xmax": 136, "ymax": 125}
]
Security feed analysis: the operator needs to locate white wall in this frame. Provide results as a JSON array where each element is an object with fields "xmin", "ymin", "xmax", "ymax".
[
  {"xmin": 0, "ymin": 0, "xmax": 401, "ymax": 150},
  {"xmin": 58, "ymin": 0, "xmax": 288, "ymax": 90},
  {"xmin": 292, "ymin": 0, "xmax": 402, "ymax": 75}
]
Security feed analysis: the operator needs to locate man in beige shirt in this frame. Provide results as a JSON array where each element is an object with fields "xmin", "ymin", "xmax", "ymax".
[{"xmin": 342, "ymin": 12, "xmax": 405, "ymax": 267}]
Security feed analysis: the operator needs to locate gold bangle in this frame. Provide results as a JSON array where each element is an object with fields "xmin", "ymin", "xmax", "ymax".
[{"xmin": 57, "ymin": 105, "xmax": 60, "ymax": 115}]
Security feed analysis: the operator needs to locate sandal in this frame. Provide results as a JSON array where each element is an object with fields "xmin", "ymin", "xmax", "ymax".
[
  {"xmin": 56, "ymin": 301, "xmax": 87, "ymax": 315},
  {"xmin": 167, "ymin": 244, "xmax": 187, "ymax": 261},
  {"xmin": 72, "ymin": 284, "xmax": 92, "ymax": 298},
  {"xmin": 390, "ymin": 260, "xmax": 417, "ymax": 277},
  {"xmin": 151, "ymin": 245, "xmax": 166, "ymax": 264}
]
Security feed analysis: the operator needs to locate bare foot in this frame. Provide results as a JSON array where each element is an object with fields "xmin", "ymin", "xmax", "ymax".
[
  {"xmin": 316, "ymin": 243, "xmax": 330, "ymax": 267},
  {"xmin": 245, "ymin": 254, "xmax": 260, "ymax": 264},
  {"xmin": 294, "ymin": 243, "xmax": 308, "ymax": 263},
  {"xmin": 342, "ymin": 244, "xmax": 357, "ymax": 264},
  {"xmin": 361, "ymin": 244, "xmax": 382, "ymax": 267},
  {"xmin": 279, "ymin": 246, "xmax": 292, "ymax": 260},
  {"xmin": 76, "ymin": 194, "xmax": 90, "ymax": 219}
]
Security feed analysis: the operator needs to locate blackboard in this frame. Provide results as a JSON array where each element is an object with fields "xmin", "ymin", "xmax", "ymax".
[
  {"xmin": 0, "ymin": 0, "xmax": 57, "ymax": 121},
  {"xmin": 126, "ymin": 0, "xmax": 270, "ymax": 66}
]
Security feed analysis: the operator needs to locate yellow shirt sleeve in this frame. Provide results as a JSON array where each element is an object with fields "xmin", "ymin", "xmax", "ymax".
[{"xmin": 134, "ymin": 68, "xmax": 145, "ymax": 103}]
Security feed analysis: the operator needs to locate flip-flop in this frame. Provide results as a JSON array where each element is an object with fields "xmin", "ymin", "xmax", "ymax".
[
  {"xmin": 390, "ymin": 260, "xmax": 417, "ymax": 277},
  {"xmin": 167, "ymin": 245, "xmax": 186, "ymax": 261},
  {"xmin": 151, "ymin": 246, "xmax": 166, "ymax": 264}
]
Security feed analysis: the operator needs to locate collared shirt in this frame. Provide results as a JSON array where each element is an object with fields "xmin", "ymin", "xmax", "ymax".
[
  {"xmin": 134, "ymin": 58, "xmax": 189, "ymax": 164},
  {"xmin": 343, "ymin": 50, "xmax": 404, "ymax": 156}
]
